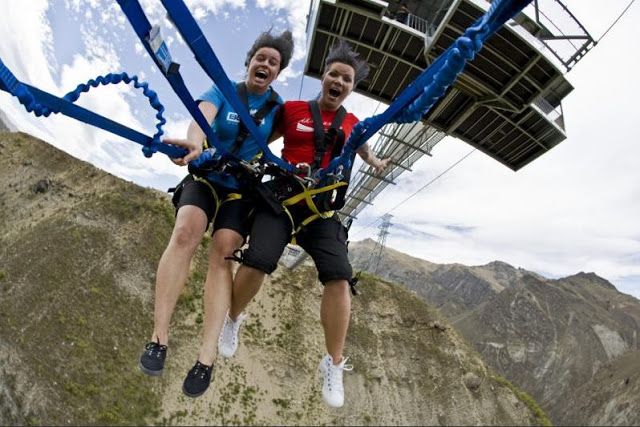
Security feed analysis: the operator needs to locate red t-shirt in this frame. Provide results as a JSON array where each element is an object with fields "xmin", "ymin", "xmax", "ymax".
[{"xmin": 277, "ymin": 101, "xmax": 359, "ymax": 168}]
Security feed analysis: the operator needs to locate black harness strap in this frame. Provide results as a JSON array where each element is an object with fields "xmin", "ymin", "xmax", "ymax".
[
  {"xmin": 308, "ymin": 100, "xmax": 346, "ymax": 171},
  {"xmin": 232, "ymin": 82, "xmax": 280, "ymax": 155}
]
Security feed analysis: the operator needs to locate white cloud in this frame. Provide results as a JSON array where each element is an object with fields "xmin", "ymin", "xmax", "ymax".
[
  {"xmin": 185, "ymin": 0, "xmax": 247, "ymax": 16},
  {"xmin": 0, "ymin": 1, "xmax": 184, "ymax": 190}
]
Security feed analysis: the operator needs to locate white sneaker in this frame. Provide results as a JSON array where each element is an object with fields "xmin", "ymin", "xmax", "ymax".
[
  {"xmin": 318, "ymin": 354, "xmax": 353, "ymax": 408},
  {"xmin": 218, "ymin": 312, "xmax": 247, "ymax": 358}
]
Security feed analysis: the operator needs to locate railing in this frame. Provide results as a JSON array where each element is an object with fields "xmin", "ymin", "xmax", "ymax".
[
  {"xmin": 511, "ymin": 0, "xmax": 596, "ymax": 71},
  {"xmin": 406, "ymin": 13, "xmax": 429, "ymax": 34},
  {"xmin": 532, "ymin": 95, "xmax": 565, "ymax": 130}
]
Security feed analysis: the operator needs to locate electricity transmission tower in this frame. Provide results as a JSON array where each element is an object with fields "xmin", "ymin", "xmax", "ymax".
[{"xmin": 370, "ymin": 214, "xmax": 393, "ymax": 274}]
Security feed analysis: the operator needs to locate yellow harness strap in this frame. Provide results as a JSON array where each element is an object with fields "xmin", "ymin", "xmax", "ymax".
[
  {"xmin": 192, "ymin": 175, "xmax": 245, "ymax": 225},
  {"xmin": 279, "ymin": 180, "xmax": 348, "ymax": 244},
  {"xmin": 282, "ymin": 181, "xmax": 347, "ymax": 214}
]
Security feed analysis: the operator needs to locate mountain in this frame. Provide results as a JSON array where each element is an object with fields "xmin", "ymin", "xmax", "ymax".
[
  {"xmin": 350, "ymin": 239, "xmax": 535, "ymax": 317},
  {"xmin": 350, "ymin": 239, "xmax": 640, "ymax": 426},
  {"xmin": 0, "ymin": 109, "xmax": 17, "ymax": 132},
  {"xmin": 0, "ymin": 131, "xmax": 544, "ymax": 425}
]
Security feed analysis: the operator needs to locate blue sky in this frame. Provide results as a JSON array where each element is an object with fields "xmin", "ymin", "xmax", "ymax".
[{"xmin": 1, "ymin": 0, "xmax": 639, "ymax": 300}]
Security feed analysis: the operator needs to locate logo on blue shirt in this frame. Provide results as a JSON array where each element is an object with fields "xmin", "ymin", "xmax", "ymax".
[{"xmin": 227, "ymin": 109, "xmax": 263, "ymax": 125}]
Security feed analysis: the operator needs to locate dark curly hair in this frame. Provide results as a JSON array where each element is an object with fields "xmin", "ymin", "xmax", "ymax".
[
  {"xmin": 244, "ymin": 29, "xmax": 294, "ymax": 72},
  {"xmin": 324, "ymin": 40, "xmax": 370, "ymax": 84}
]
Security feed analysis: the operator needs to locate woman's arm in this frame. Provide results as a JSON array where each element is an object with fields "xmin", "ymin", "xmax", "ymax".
[
  {"xmin": 164, "ymin": 101, "xmax": 218, "ymax": 165},
  {"xmin": 356, "ymin": 142, "xmax": 391, "ymax": 175}
]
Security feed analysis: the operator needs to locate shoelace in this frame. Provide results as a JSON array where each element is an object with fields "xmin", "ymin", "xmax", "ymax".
[
  {"xmin": 145, "ymin": 341, "xmax": 167, "ymax": 358},
  {"xmin": 326, "ymin": 357, "xmax": 353, "ymax": 391},
  {"xmin": 190, "ymin": 362, "xmax": 212, "ymax": 379}
]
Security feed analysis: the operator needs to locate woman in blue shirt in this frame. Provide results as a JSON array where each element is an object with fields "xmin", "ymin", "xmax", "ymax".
[{"xmin": 138, "ymin": 29, "xmax": 294, "ymax": 399}]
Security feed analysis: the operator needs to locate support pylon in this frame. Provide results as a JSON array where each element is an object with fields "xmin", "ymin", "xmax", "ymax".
[{"xmin": 370, "ymin": 214, "xmax": 393, "ymax": 274}]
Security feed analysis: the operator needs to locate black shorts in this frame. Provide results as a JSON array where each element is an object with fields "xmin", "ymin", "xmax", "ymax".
[
  {"xmin": 242, "ymin": 204, "xmax": 352, "ymax": 283},
  {"xmin": 172, "ymin": 176, "xmax": 254, "ymax": 238}
]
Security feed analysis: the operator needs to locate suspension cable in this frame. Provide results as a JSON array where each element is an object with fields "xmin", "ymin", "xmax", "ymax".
[
  {"xmin": 597, "ymin": 0, "xmax": 636, "ymax": 43},
  {"xmin": 350, "ymin": 148, "xmax": 476, "ymax": 238}
]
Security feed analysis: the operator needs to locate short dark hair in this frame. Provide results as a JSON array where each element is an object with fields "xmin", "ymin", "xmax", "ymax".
[
  {"xmin": 244, "ymin": 29, "xmax": 294, "ymax": 72},
  {"xmin": 324, "ymin": 40, "xmax": 370, "ymax": 85}
]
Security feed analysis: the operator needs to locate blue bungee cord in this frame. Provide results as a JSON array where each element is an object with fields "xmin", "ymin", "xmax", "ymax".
[{"xmin": 0, "ymin": 57, "xmax": 185, "ymax": 158}]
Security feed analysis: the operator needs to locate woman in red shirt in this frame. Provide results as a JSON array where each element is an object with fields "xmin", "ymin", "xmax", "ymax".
[{"xmin": 218, "ymin": 41, "xmax": 389, "ymax": 408}]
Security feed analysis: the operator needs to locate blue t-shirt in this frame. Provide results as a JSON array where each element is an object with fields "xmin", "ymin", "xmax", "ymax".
[{"xmin": 198, "ymin": 81, "xmax": 282, "ymax": 190}]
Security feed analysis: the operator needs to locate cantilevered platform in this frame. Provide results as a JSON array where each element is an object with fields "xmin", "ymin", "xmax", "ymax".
[{"xmin": 304, "ymin": 0, "xmax": 577, "ymax": 172}]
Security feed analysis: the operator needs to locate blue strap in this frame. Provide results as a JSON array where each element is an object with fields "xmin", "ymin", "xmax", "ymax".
[
  {"xmin": 117, "ymin": 0, "xmax": 294, "ymax": 172},
  {"xmin": 159, "ymin": 0, "xmax": 294, "ymax": 172},
  {"xmin": 319, "ymin": 0, "xmax": 532, "ymax": 180},
  {"xmin": 0, "ymin": 56, "xmax": 186, "ymax": 158},
  {"xmin": 116, "ymin": 0, "xmax": 230, "ymax": 166}
]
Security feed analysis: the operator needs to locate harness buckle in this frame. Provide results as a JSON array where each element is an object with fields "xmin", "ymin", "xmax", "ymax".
[
  {"xmin": 295, "ymin": 163, "xmax": 317, "ymax": 187},
  {"xmin": 295, "ymin": 162, "xmax": 311, "ymax": 177}
]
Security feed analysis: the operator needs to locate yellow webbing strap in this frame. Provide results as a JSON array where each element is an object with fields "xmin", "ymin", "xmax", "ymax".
[
  {"xmin": 192, "ymin": 175, "xmax": 220, "ymax": 209},
  {"xmin": 192, "ymin": 175, "xmax": 244, "ymax": 224},
  {"xmin": 282, "ymin": 181, "xmax": 347, "ymax": 216},
  {"xmin": 279, "ymin": 179, "xmax": 347, "ymax": 244}
]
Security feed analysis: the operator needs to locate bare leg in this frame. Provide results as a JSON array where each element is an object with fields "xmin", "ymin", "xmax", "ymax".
[
  {"xmin": 321, "ymin": 279, "xmax": 351, "ymax": 364},
  {"xmin": 228, "ymin": 265, "xmax": 267, "ymax": 320},
  {"xmin": 197, "ymin": 228, "xmax": 244, "ymax": 365},
  {"xmin": 151, "ymin": 206, "xmax": 208, "ymax": 345}
]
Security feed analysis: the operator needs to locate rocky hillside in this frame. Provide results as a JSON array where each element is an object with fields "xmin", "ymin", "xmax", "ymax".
[
  {"xmin": 454, "ymin": 272, "xmax": 640, "ymax": 425},
  {"xmin": 0, "ymin": 132, "xmax": 544, "ymax": 425},
  {"xmin": 350, "ymin": 238, "xmax": 640, "ymax": 426}
]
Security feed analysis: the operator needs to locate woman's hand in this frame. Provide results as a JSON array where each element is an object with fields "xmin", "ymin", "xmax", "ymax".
[
  {"xmin": 371, "ymin": 157, "xmax": 391, "ymax": 175},
  {"xmin": 356, "ymin": 142, "xmax": 391, "ymax": 175},
  {"xmin": 165, "ymin": 101, "xmax": 217, "ymax": 166},
  {"xmin": 163, "ymin": 138, "xmax": 203, "ymax": 166}
]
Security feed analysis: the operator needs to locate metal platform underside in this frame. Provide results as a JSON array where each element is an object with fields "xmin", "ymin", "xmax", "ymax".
[{"xmin": 305, "ymin": 0, "xmax": 575, "ymax": 171}]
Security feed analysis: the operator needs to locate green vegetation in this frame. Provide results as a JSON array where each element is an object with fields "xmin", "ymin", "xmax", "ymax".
[
  {"xmin": 492, "ymin": 375, "xmax": 553, "ymax": 426},
  {"xmin": 0, "ymin": 186, "xmax": 175, "ymax": 424}
]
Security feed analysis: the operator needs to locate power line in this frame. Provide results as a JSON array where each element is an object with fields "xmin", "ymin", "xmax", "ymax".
[
  {"xmin": 386, "ymin": 149, "xmax": 476, "ymax": 215},
  {"xmin": 597, "ymin": 0, "xmax": 636, "ymax": 43},
  {"xmin": 351, "ymin": 148, "xmax": 476, "ymax": 238}
]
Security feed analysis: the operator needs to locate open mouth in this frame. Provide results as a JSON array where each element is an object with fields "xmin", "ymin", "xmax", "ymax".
[
  {"xmin": 328, "ymin": 88, "xmax": 341, "ymax": 98},
  {"xmin": 255, "ymin": 69, "xmax": 268, "ymax": 81}
]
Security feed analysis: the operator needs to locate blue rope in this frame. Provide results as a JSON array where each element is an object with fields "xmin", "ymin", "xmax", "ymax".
[
  {"xmin": 61, "ymin": 73, "xmax": 167, "ymax": 157},
  {"xmin": 0, "ymin": 56, "xmax": 186, "ymax": 158},
  {"xmin": 319, "ymin": 0, "xmax": 532, "ymax": 180},
  {"xmin": 117, "ymin": 0, "xmax": 296, "ymax": 173},
  {"xmin": 117, "ymin": 0, "xmax": 230, "ymax": 162}
]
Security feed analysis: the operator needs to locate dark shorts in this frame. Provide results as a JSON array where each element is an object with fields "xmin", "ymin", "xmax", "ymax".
[
  {"xmin": 242, "ymin": 204, "xmax": 353, "ymax": 284},
  {"xmin": 173, "ymin": 176, "xmax": 254, "ymax": 238}
]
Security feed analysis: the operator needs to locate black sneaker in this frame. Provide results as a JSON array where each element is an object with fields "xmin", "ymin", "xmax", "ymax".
[
  {"xmin": 139, "ymin": 340, "xmax": 167, "ymax": 376},
  {"xmin": 182, "ymin": 361, "xmax": 214, "ymax": 398}
]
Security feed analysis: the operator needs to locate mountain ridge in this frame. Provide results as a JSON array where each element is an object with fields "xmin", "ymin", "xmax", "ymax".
[{"xmin": 349, "ymin": 238, "xmax": 640, "ymax": 426}]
